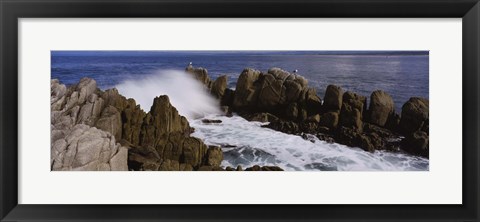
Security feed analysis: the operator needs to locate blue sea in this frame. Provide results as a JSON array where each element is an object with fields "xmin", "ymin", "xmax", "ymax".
[
  {"xmin": 51, "ymin": 51, "xmax": 428, "ymax": 112},
  {"xmin": 51, "ymin": 51, "xmax": 429, "ymax": 171}
]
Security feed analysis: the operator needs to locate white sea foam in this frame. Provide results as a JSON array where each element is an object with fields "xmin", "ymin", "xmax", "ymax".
[
  {"xmin": 115, "ymin": 70, "xmax": 221, "ymax": 119},
  {"xmin": 191, "ymin": 114, "xmax": 429, "ymax": 171}
]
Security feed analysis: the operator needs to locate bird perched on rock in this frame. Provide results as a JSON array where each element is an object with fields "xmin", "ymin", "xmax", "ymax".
[
  {"xmin": 189, "ymin": 62, "xmax": 193, "ymax": 66},
  {"xmin": 293, "ymin": 69, "xmax": 298, "ymax": 73}
]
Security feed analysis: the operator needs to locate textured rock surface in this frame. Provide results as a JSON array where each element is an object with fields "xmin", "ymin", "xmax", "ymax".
[
  {"xmin": 51, "ymin": 78, "xmax": 128, "ymax": 171},
  {"xmin": 339, "ymin": 91, "xmax": 366, "ymax": 132},
  {"xmin": 323, "ymin": 85, "xmax": 343, "ymax": 111},
  {"xmin": 399, "ymin": 97, "xmax": 429, "ymax": 157},
  {"xmin": 400, "ymin": 97, "xmax": 429, "ymax": 135},
  {"xmin": 233, "ymin": 68, "xmax": 262, "ymax": 109},
  {"xmin": 369, "ymin": 90, "xmax": 395, "ymax": 127},
  {"xmin": 245, "ymin": 165, "xmax": 284, "ymax": 171},
  {"xmin": 211, "ymin": 75, "xmax": 227, "ymax": 99},
  {"xmin": 263, "ymin": 83, "xmax": 428, "ymax": 157},
  {"xmin": 51, "ymin": 78, "xmax": 218, "ymax": 171},
  {"xmin": 232, "ymin": 68, "xmax": 321, "ymax": 120}
]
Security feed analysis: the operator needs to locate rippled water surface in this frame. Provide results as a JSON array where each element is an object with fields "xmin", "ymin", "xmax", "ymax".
[{"xmin": 52, "ymin": 51, "xmax": 428, "ymax": 112}]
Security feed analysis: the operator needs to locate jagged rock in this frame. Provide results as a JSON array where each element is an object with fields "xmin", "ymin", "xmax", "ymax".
[
  {"xmin": 385, "ymin": 112, "xmax": 401, "ymax": 132},
  {"xmin": 211, "ymin": 75, "xmax": 227, "ymax": 99},
  {"xmin": 401, "ymin": 130, "xmax": 429, "ymax": 158},
  {"xmin": 50, "ymin": 79, "xmax": 129, "ymax": 171},
  {"xmin": 244, "ymin": 112, "xmax": 279, "ymax": 123},
  {"xmin": 400, "ymin": 97, "xmax": 429, "ymax": 135},
  {"xmin": 205, "ymin": 146, "xmax": 223, "ymax": 167},
  {"xmin": 221, "ymin": 88, "xmax": 235, "ymax": 107},
  {"xmin": 127, "ymin": 147, "xmax": 161, "ymax": 171},
  {"xmin": 76, "ymin": 77, "xmax": 97, "ymax": 105},
  {"xmin": 52, "ymin": 78, "xmax": 219, "ymax": 171},
  {"xmin": 95, "ymin": 105, "xmax": 122, "ymax": 140},
  {"xmin": 319, "ymin": 111, "xmax": 339, "ymax": 129},
  {"xmin": 130, "ymin": 94, "xmax": 210, "ymax": 171},
  {"xmin": 307, "ymin": 114, "xmax": 321, "ymax": 123},
  {"xmin": 233, "ymin": 68, "xmax": 261, "ymax": 108},
  {"xmin": 51, "ymin": 79, "xmax": 67, "ymax": 107},
  {"xmin": 257, "ymin": 73, "xmax": 285, "ymax": 107},
  {"xmin": 369, "ymin": 90, "xmax": 395, "ymax": 127},
  {"xmin": 140, "ymin": 96, "xmax": 190, "ymax": 147},
  {"xmin": 51, "ymin": 124, "xmax": 128, "ymax": 171},
  {"xmin": 339, "ymin": 91, "xmax": 366, "ymax": 132},
  {"xmin": 285, "ymin": 80, "xmax": 304, "ymax": 103},
  {"xmin": 245, "ymin": 165, "xmax": 284, "ymax": 171},
  {"xmin": 186, "ymin": 65, "xmax": 211, "ymax": 86},
  {"xmin": 159, "ymin": 159, "xmax": 181, "ymax": 171},
  {"xmin": 265, "ymin": 120, "xmax": 299, "ymax": 134},
  {"xmin": 202, "ymin": 119, "xmax": 222, "ymax": 124},
  {"xmin": 197, "ymin": 166, "xmax": 225, "ymax": 171},
  {"xmin": 335, "ymin": 127, "xmax": 375, "ymax": 152},
  {"xmin": 285, "ymin": 103, "xmax": 299, "ymax": 120},
  {"xmin": 299, "ymin": 122, "xmax": 319, "ymax": 134},
  {"xmin": 304, "ymin": 88, "xmax": 323, "ymax": 114},
  {"xmin": 233, "ymin": 67, "xmax": 320, "ymax": 119},
  {"xmin": 323, "ymin": 85, "xmax": 343, "ymax": 111}
]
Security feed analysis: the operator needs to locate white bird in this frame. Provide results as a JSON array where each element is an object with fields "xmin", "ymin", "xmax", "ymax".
[
  {"xmin": 189, "ymin": 62, "xmax": 193, "ymax": 66},
  {"xmin": 293, "ymin": 69, "xmax": 298, "ymax": 73}
]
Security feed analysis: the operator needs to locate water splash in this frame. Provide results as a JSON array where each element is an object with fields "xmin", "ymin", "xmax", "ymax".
[
  {"xmin": 191, "ymin": 114, "xmax": 429, "ymax": 171},
  {"xmin": 115, "ymin": 69, "xmax": 221, "ymax": 119}
]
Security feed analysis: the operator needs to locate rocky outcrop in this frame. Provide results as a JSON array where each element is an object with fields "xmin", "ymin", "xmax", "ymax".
[
  {"xmin": 186, "ymin": 65, "xmax": 211, "ymax": 86},
  {"xmin": 339, "ymin": 91, "xmax": 366, "ymax": 132},
  {"xmin": 127, "ymin": 95, "xmax": 210, "ymax": 171},
  {"xmin": 323, "ymin": 85, "xmax": 343, "ymax": 111},
  {"xmin": 245, "ymin": 165, "xmax": 284, "ymax": 171},
  {"xmin": 232, "ymin": 68, "xmax": 262, "ymax": 109},
  {"xmin": 51, "ymin": 78, "xmax": 226, "ymax": 171},
  {"xmin": 51, "ymin": 78, "xmax": 128, "ymax": 171},
  {"xmin": 399, "ymin": 97, "xmax": 429, "ymax": 135},
  {"xmin": 231, "ymin": 68, "xmax": 322, "ymax": 121},
  {"xmin": 257, "ymin": 81, "xmax": 428, "ymax": 157},
  {"xmin": 399, "ymin": 97, "xmax": 429, "ymax": 157},
  {"xmin": 186, "ymin": 65, "xmax": 230, "ymax": 102},
  {"xmin": 185, "ymin": 65, "xmax": 429, "ymax": 158},
  {"xmin": 369, "ymin": 90, "xmax": 395, "ymax": 127},
  {"xmin": 211, "ymin": 75, "xmax": 227, "ymax": 99},
  {"xmin": 51, "ymin": 124, "xmax": 128, "ymax": 171}
]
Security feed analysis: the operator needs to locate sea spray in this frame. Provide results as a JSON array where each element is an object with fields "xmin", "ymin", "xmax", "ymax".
[
  {"xmin": 116, "ymin": 70, "xmax": 221, "ymax": 119},
  {"xmin": 191, "ymin": 114, "xmax": 430, "ymax": 171}
]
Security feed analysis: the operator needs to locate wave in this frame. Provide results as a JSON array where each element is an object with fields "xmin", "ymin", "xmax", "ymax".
[
  {"xmin": 191, "ymin": 114, "xmax": 429, "ymax": 171},
  {"xmin": 115, "ymin": 70, "xmax": 221, "ymax": 119}
]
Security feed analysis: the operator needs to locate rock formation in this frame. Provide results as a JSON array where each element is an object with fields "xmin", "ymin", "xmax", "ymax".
[
  {"xmin": 399, "ymin": 97, "xmax": 429, "ymax": 157},
  {"xmin": 186, "ymin": 64, "xmax": 429, "ymax": 158},
  {"xmin": 51, "ymin": 78, "xmax": 223, "ymax": 171},
  {"xmin": 52, "ymin": 77, "xmax": 285, "ymax": 171},
  {"xmin": 229, "ymin": 67, "xmax": 322, "ymax": 121},
  {"xmin": 51, "ymin": 78, "xmax": 129, "ymax": 171}
]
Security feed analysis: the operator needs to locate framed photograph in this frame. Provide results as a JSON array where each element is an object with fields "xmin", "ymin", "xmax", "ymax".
[{"xmin": 1, "ymin": 0, "xmax": 479, "ymax": 221}]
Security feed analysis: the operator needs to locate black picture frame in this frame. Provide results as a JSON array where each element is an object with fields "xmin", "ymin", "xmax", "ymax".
[{"xmin": 1, "ymin": 0, "xmax": 479, "ymax": 221}]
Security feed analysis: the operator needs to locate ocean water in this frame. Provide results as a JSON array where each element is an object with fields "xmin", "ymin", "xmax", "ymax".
[
  {"xmin": 190, "ymin": 114, "xmax": 429, "ymax": 171},
  {"xmin": 52, "ymin": 51, "xmax": 429, "ymax": 112},
  {"xmin": 51, "ymin": 51, "xmax": 429, "ymax": 171}
]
